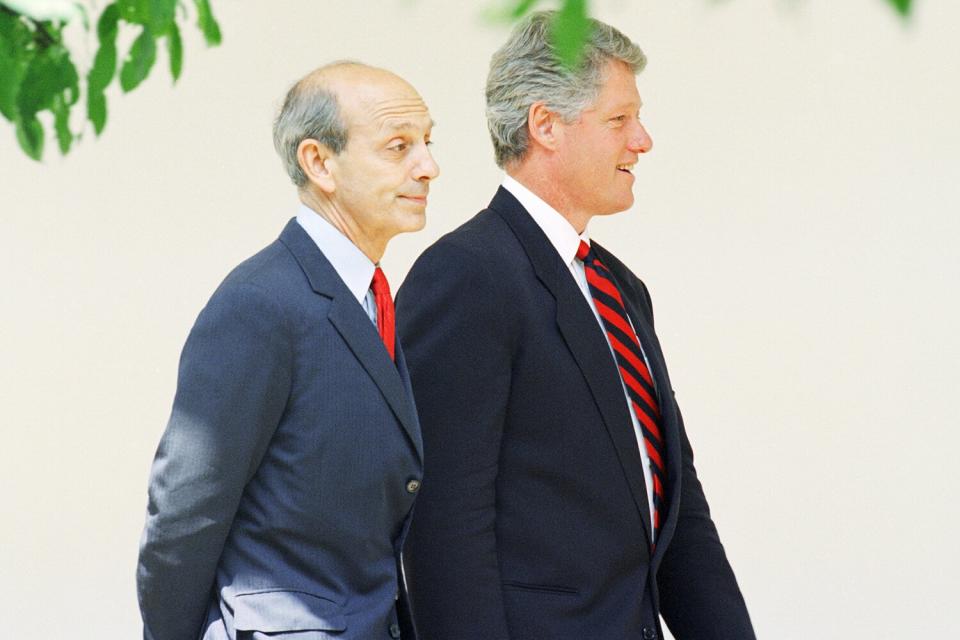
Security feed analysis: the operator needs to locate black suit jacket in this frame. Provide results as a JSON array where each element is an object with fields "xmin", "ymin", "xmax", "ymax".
[{"xmin": 396, "ymin": 188, "xmax": 754, "ymax": 640}]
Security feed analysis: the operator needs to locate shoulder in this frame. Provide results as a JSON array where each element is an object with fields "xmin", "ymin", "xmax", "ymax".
[
  {"xmin": 198, "ymin": 239, "xmax": 305, "ymax": 333},
  {"xmin": 438, "ymin": 207, "xmax": 515, "ymax": 256},
  {"xmin": 408, "ymin": 208, "xmax": 521, "ymax": 282},
  {"xmin": 398, "ymin": 209, "xmax": 524, "ymax": 339},
  {"xmin": 223, "ymin": 239, "xmax": 302, "ymax": 293}
]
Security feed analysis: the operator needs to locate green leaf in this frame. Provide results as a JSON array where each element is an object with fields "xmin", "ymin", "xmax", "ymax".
[
  {"xmin": 0, "ymin": 54, "xmax": 20, "ymax": 120},
  {"xmin": 509, "ymin": 0, "xmax": 541, "ymax": 19},
  {"xmin": 52, "ymin": 93, "xmax": 72, "ymax": 153},
  {"xmin": 87, "ymin": 90, "xmax": 107, "ymax": 134},
  {"xmin": 89, "ymin": 4, "xmax": 119, "ymax": 90},
  {"xmin": 96, "ymin": 3, "xmax": 121, "ymax": 44},
  {"xmin": 0, "ymin": 11, "xmax": 32, "ymax": 121},
  {"xmin": 887, "ymin": 0, "xmax": 913, "ymax": 17},
  {"xmin": 193, "ymin": 0, "xmax": 221, "ymax": 45},
  {"xmin": 86, "ymin": 3, "xmax": 119, "ymax": 135},
  {"xmin": 0, "ymin": 3, "xmax": 33, "ymax": 46},
  {"xmin": 148, "ymin": 0, "xmax": 177, "ymax": 35},
  {"xmin": 166, "ymin": 21, "xmax": 182, "ymax": 81},
  {"xmin": 15, "ymin": 115, "xmax": 44, "ymax": 161},
  {"xmin": 17, "ymin": 41, "xmax": 76, "ymax": 117},
  {"xmin": 117, "ymin": 0, "xmax": 151, "ymax": 26},
  {"xmin": 551, "ymin": 0, "xmax": 592, "ymax": 70},
  {"xmin": 59, "ymin": 45, "xmax": 80, "ymax": 106},
  {"xmin": 119, "ymin": 27, "xmax": 157, "ymax": 92}
]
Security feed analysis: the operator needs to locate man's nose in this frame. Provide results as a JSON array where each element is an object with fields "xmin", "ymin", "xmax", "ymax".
[
  {"xmin": 415, "ymin": 144, "xmax": 440, "ymax": 181},
  {"xmin": 628, "ymin": 121, "xmax": 653, "ymax": 154}
]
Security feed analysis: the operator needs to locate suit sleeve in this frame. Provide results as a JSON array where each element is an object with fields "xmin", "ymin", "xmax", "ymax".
[
  {"xmin": 608, "ymin": 269, "xmax": 754, "ymax": 638},
  {"xmin": 396, "ymin": 241, "xmax": 515, "ymax": 640},
  {"xmin": 136, "ymin": 282, "xmax": 293, "ymax": 640},
  {"xmin": 640, "ymin": 270, "xmax": 753, "ymax": 639},
  {"xmin": 657, "ymin": 404, "xmax": 756, "ymax": 639}
]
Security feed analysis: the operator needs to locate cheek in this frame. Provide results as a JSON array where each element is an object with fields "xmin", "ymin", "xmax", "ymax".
[
  {"xmin": 580, "ymin": 156, "xmax": 609, "ymax": 184},
  {"xmin": 379, "ymin": 168, "xmax": 408, "ymax": 198}
]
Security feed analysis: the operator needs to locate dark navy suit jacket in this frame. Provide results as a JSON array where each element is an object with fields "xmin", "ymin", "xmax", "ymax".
[
  {"xmin": 137, "ymin": 219, "xmax": 423, "ymax": 640},
  {"xmin": 396, "ymin": 188, "xmax": 754, "ymax": 640}
]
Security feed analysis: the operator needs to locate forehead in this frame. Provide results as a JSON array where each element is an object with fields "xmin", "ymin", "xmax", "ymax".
[
  {"xmin": 341, "ymin": 79, "xmax": 432, "ymax": 134},
  {"xmin": 589, "ymin": 60, "xmax": 642, "ymax": 111}
]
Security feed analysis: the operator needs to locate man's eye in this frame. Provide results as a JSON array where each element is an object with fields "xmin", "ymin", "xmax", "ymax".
[
  {"xmin": 612, "ymin": 115, "xmax": 627, "ymax": 122},
  {"xmin": 389, "ymin": 143, "xmax": 409, "ymax": 152}
]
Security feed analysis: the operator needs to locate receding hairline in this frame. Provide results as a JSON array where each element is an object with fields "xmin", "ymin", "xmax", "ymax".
[{"xmin": 298, "ymin": 61, "xmax": 417, "ymax": 100}]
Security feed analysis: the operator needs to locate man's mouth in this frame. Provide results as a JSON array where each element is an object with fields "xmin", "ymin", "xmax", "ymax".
[{"xmin": 616, "ymin": 163, "xmax": 636, "ymax": 174}]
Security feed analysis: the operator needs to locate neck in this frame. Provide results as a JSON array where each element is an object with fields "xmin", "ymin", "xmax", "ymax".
[
  {"xmin": 299, "ymin": 189, "xmax": 385, "ymax": 263},
  {"xmin": 508, "ymin": 163, "xmax": 591, "ymax": 234}
]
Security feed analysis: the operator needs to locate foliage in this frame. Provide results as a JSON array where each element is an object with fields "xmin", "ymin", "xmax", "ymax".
[
  {"xmin": 504, "ymin": 0, "xmax": 915, "ymax": 69},
  {"xmin": 0, "ymin": 0, "xmax": 917, "ymax": 162},
  {"xmin": 0, "ymin": 0, "xmax": 220, "ymax": 161},
  {"xmin": 887, "ymin": 0, "xmax": 914, "ymax": 17}
]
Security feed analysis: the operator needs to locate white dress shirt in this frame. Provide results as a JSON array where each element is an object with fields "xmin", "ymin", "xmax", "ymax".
[
  {"xmin": 296, "ymin": 204, "xmax": 379, "ymax": 328},
  {"xmin": 502, "ymin": 175, "xmax": 659, "ymax": 539}
]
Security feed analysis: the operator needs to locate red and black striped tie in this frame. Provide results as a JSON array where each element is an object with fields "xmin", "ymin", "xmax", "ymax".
[{"xmin": 577, "ymin": 240, "xmax": 666, "ymax": 539}]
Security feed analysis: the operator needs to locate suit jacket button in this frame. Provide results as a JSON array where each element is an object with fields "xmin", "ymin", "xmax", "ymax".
[
  {"xmin": 389, "ymin": 622, "xmax": 402, "ymax": 638},
  {"xmin": 642, "ymin": 628, "xmax": 657, "ymax": 640},
  {"xmin": 406, "ymin": 479, "xmax": 421, "ymax": 494}
]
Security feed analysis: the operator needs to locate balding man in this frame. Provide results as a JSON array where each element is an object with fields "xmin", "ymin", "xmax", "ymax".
[{"xmin": 137, "ymin": 62, "xmax": 438, "ymax": 640}]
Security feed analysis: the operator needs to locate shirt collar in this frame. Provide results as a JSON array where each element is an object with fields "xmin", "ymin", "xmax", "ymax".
[
  {"xmin": 501, "ymin": 174, "xmax": 590, "ymax": 267},
  {"xmin": 296, "ymin": 203, "xmax": 375, "ymax": 305}
]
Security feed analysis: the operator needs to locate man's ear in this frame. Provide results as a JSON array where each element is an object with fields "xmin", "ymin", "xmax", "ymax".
[
  {"xmin": 527, "ymin": 101, "xmax": 561, "ymax": 152},
  {"xmin": 297, "ymin": 138, "xmax": 337, "ymax": 194}
]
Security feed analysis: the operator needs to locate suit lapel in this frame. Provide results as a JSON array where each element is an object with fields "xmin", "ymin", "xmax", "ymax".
[
  {"xmin": 489, "ymin": 189, "xmax": 655, "ymax": 548},
  {"xmin": 593, "ymin": 243, "xmax": 684, "ymax": 560},
  {"xmin": 279, "ymin": 219, "xmax": 423, "ymax": 462},
  {"xmin": 394, "ymin": 341, "xmax": 423, "ymax": 456}
]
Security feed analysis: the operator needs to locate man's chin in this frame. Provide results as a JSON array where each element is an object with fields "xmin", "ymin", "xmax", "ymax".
[
  {"xmin": 594, "ymin": 199, "xmax": 635, "ymax": 217},
  {"xmin": 396, "ymin": 212, "xmax": 427, "ymax": 235}
]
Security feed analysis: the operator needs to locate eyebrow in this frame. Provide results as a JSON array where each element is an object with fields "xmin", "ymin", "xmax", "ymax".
[
  {"xmin": 609, "ymin": 100, "xmax": 643, "ymax": 112},
  {"xmin": 384, "ymin": 119, "xmax": 436, "ymax": 132}
]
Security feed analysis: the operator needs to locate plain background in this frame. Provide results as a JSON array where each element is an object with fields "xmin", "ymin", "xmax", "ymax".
[{"xmin": 2, "ymin": 0, "xmax": 957, "ymax": 637}]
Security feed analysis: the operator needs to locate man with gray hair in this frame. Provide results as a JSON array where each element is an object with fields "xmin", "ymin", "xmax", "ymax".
[
  {"xmin": 397, "ymin": 11, "xmax": 754, "ymax": 639},
  {"xmin": 137, "ymin": 61, "xmax": 437, "ymax": 640}
]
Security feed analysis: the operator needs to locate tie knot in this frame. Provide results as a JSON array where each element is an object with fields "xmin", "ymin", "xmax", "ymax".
[
  {"xmin": 371, "ymin": 267, "xmax": 391, "ymax": 298},
  {"xmin": 576, "ymin": 240, "xmax": 592, "ymax": 263}
]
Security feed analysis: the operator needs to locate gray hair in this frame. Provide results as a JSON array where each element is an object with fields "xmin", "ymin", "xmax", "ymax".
[
  {"xmin": 486, "ymin": 10, "xmax": 647, "ymax": 168},
  {"xmin": 272, "ymin": 64, "xmax": 352, "ymax": 188}
]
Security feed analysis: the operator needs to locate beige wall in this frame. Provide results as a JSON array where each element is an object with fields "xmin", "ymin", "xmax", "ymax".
[{"xmin": 2, "ymin": 1, "xmax": 957, "ymax": 637}]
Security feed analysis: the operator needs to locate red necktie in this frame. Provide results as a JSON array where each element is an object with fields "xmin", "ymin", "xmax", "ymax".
[
  {"xmin": 577, "ymin": 241, "xmax": 666, "ymax": 539},
  {"xmin": 371, "ymin": 267, "xmax": 395, "ymax": 361}
]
